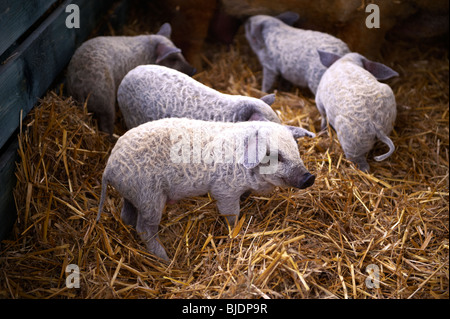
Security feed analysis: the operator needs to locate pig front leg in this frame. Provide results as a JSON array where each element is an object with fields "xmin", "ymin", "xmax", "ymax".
[
  {"xmin": 316, "ymin": 101, "xmax": 328, "ymax": 131},
  {"xmin": 214, "ymin": 195, "xmax": 241, "ymax": 227},
  {"xmin": 262, "ymin": 66, "xmax": 278, "ymax": 93}
]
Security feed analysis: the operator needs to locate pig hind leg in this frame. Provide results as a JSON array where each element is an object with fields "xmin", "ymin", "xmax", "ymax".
[
  {"xmin": 135, "ymin": 195, "xmax": 169, "ymax": 261},
  {"xmin": 82, "ymin": 69, "xmax": 116, "ymax": 135},
  {"xmin": 121, "ymin": 198, "xmax": 138, "ymax": 227},
  {"xmin": 89, "ymin": 93, "xmax": 115, "ymax": 135},
  {"xmin": 348, "ymin": 155, "xmax": 370, "ymax": 172},
  {"xmin": 337, "ymin": 129, "xmax": 373, "ymax": 172}
]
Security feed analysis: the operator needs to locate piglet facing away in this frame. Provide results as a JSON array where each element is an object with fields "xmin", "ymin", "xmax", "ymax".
[
  {"xmin": 97, "ymin": 118, "xmax": 315, "ymax": 261},
  {"xmin": 66, "ymin": 23, "xmax": 195, "ymax": 135},
  {"xmin": 245, "ymin": 12, "xmax": 350, "ymax": 94},
  {"xmin": 117, "ymin": 65, "xmax": 315, "ymax": 139},
  {"xmin": 315, "ymin": 51, "xmax": 399, "ymax": 172}
]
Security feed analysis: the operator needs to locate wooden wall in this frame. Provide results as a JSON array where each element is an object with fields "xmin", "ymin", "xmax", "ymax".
[{"xmin": 0, "ymin": 0, "xmax": 120, "ymax": 240}]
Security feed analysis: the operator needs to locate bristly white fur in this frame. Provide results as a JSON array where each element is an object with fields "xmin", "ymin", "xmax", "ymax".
[
  {"xmin": 117, "ymin": 65, "xmax": 280, "ymax": 128},
  {"xmin": 97, "ymin": 118, "xmax": 314, "ymax": 260},
  {"xmin": 315, "ymin": 52, "xmax": 397, "ymax": 172},
  {"xmin": 66, "ymin": 24, "xmax": 194, "ymax": 134},
  {"xmin": 245, "ymin": 14, "xmax": 350, "ymax": 94}
]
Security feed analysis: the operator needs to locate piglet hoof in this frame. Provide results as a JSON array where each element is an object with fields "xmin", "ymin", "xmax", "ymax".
[
  {"xmin": 223, "ymin": 214, "xmax": 237, "ymax": 227},
  {"xmin": 147, "ymin": 241, "xmax": 170, "ymax": 262},
  {"xmin": 142, "ymin": 232, "xmax": 170, "ymax": 262},
  {"xmin": 353, "ymin": 159, "xmax": 370, "ymax": 173}
]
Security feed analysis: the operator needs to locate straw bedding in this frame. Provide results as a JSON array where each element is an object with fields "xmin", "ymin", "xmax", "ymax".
[{"xmin": 0, "ymin": 16, "xmax": 448, "ymax": 299}]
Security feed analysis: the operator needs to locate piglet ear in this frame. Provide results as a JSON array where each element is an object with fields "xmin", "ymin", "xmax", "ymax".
[
  {"xmin": 260, "ymin": 93, "xmax": 275, "ymax": 106},
  {"xmin": 318, "ymin": 50, "xmax": 342, "ymax": 68},
  {"xmin": 286, "ymin": 125, "xmax": 316, "ymax": 138},
  {"xmin": 245, "ymin": 20, "xmax": 265, "ymax": 49},
  {"xmin": 362, "ymin": 59, "xmax": 399, "ymax": 80},
  {"xmin": 155, "ymin": 43, "xmax": 181, "ymax": 64},
  {"xmin": 275, "ymin": 11, "xmax": 299, "ymax": 26},
  {"xmin": 157, "ymin": 23, "xmax": 172, "ymax": 38}
]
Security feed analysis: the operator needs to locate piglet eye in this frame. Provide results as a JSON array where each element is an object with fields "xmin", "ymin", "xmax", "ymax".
[{"xmin": 277, "ymin": 153, "xmax": 284, "ymax": 163}]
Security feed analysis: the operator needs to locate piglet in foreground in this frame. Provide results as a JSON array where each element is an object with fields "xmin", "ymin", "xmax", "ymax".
[
  {"xmin": 66, "ymin": 23, "xmax": 195, "ymax": 135},
  {"xmin": 97, "ymin": 118, "xmax": 315, "ymax": 261},
  {"xmin": 118, "ymin": 65, "xmax": 315, "ymax": 138},
  {"xmin": 315, "ymin": 51, "xmax": 399, "ymax": 172},
  {"xmin": 245, "ymin": 12, "xmax": 350, "ymax": 94}
]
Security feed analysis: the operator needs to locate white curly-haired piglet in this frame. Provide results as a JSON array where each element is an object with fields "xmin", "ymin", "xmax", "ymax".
[
  {"xmin": 315, "ymin": 51, "xmax": 399, "ymax": 172},
  {"xmin": 245, "ymin": 12, "xmax": 350, "ymax": 94},
  {"xmin": 118, "ymin": 65, "xmax": 315, "ymax": 138},
  {"xmin": 97, "ymin": 118, "xmax": 315, "ymax": 260},
  {"xmin": 66, "ymin": 23, "xmax": 195, "ymax": 135}
]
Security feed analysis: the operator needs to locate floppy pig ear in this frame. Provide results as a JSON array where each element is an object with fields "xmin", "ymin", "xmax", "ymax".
[
  {"xmin": 318, "ymin": 50, "xmax": 342, "ymax": 68},
  {"xmin": 260, "ymin": 93, "xmax": 275, "ymax": 106},
  {"xmin": 246, "ymin": 20, "xmax": 265, "ymax": 49},
  {"xmin": 157, "ymin": 23, "xmax": 172, "ymax": 38},
  {"xmin": 362, "ymin": 58, "xmax": 399, "ymax": 80},
  {"xmin": 155, "ymin": 43, "xmax": 181, "ymax": 64},
  {"xmin": 275, "ymin": 11, "xmax": 300, "ymax": 26}
]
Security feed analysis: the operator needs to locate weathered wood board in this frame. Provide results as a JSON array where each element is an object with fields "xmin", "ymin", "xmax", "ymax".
[
  {"xmin": 0, "ymin": 0, "xmax": 119, "ymax": 240},
  {"xmin": 0, "ymin": 0, "xmax": 118, "ymax": 150},
  {"xmin": 0, "ymin": 0, "xmax": 59, "ymax": 58}
]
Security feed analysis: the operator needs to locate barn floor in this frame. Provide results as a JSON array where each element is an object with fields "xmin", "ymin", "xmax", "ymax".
[{"xmin": 0, "ymin": 5, "xmax": 448, "ymax": 299}]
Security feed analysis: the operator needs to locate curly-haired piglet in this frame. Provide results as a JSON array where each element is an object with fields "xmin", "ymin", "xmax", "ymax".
[
  {"xmin": 245, "ymin": 12, "xmax": 350, "ymax": 94},
  {"xmin": 315, "ymin": 50, "xmax": 399, "ymax": 172},
  {"xmin": 97, "ymin": 118, "xmax": 315, "ymax": 260},
  {"xmin": 118, "ymin": 65, "xmax": 315, "ymax": 139},
  {"xmin": 66, "ymin": 23, "xmax": 195, "ymax": 134}
]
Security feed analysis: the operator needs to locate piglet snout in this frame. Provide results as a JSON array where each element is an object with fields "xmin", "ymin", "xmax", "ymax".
[{"xmin": 298, "ymin": 172, "xmax": 315, "ymax": 189}]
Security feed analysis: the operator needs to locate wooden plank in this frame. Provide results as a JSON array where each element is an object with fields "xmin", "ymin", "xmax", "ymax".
[
  {"xmin": 0, "ymin": 136, "xmax": 19, "ymax": 241},
  {"xmin": 0, "ymin": 0, "xmax": 58, "ymax": 57},
  {"xmin": 0, "ymin": 0, "xmax": 116, "ymax": 150},
  {"xmin": 0, "ymin": 0, "xmax": 120, "ymax": 241}
]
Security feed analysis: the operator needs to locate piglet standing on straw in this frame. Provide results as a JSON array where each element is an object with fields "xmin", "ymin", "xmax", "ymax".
[
  {"xmin": 315, "ymin": 51, "xmax": 399, "ymax": 172},
  {"xmin": 97, "ymin": 118, "xmax": 315, "ymax": 261},
  {"xmin": 245, "ymin": 12, "xmax": 350, "ymax": 94},
  {"xmin": 66, "ymin": 23, "xmax": 196, "ymax": 135},
  {"xmin": 117, "ymin": 65, "xmax": 315, "ymax": 139}
]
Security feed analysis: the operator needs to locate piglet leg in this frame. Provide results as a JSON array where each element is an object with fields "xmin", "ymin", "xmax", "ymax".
[
  {"xmin": 121, "ymin": 198, "xmax": 138, "ymax": 227},
  {"xmin": 351, "ymin": 156, "xmax": 370, "ymax": 173},
  {"xmin": 262, "ymin": 67, "xmax": 278, "ymax": 93},
  {"xmin": 215, "ymin": 196, "xmax": 240, "ymax": 227},
  {"xmin": 136, "ymin": 196, "xmax": 169, "ymax": 261},
  {"xmin": 316, "ymin": 102, "xmax": 328, "ymax": 131}
]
